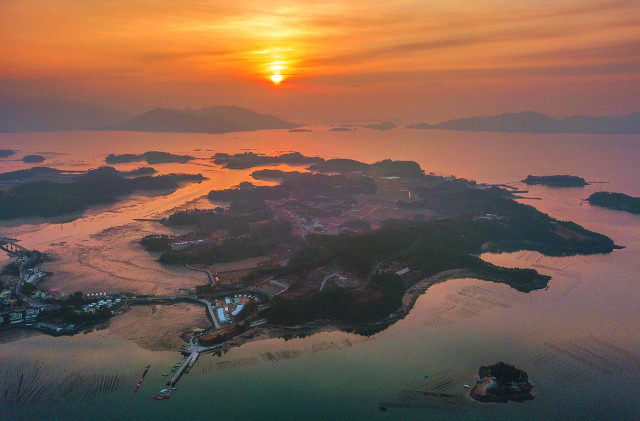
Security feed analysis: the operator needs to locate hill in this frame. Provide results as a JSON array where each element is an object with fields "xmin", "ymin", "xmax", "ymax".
[
  {"xmin": 407, "ymin": 111, "xmax": 640, "ymax": 134},
  {"xmin": 0, "ymin": 96, "xmax": 130, "ymax": 132},
  {"xmin": 110, "ymin": 106, "xmax": 299, "ymax": 133}
]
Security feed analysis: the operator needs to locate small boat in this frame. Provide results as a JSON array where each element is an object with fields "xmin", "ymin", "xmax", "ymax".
[
  {"xmin": 133, "ymin": 365, "xmax": 151, "ymax": 393},
  {"xmin": 153, "ymin": 394, "xmax": 170, "ymax": 400},
  {"xmin": 171, "ymin": 387, "xmax": 177, "ymax": 390},
  {"xmin": 463, "ymin": 384, "xmax": 470, "ymax": 389},
  {"xmin": 378, "ymin": 405, "xmax": 387, "ymax": 412},
  {"xmin": 162, "ymin": 373, "xmax": 168, "ymax": 376}
]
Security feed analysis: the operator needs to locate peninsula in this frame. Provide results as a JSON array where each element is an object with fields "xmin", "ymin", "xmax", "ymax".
[
  {"xmin": 139, "ymin": 152, "xmax": 617, "ymax": 330},
  {"xmin": 587, "ymin": 192, "xmax": 640, "ymax": 215},
  {"xmin": 0, "ymin": 166, "xmax": 205, "ymax": 219}
]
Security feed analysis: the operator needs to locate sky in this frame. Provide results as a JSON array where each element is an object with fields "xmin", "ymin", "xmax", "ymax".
[{"xmin": 1, "ymin": 0, "xmax": 639, "ymax": 122}]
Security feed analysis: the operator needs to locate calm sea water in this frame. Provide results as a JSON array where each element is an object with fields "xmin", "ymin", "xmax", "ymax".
[{"xmin": 0, "ymin": 128, "xmax": 639, "ymax": 420}]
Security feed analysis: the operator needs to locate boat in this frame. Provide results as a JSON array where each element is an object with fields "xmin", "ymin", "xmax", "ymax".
[
  {"xmin": 133, "ymin": 365, "xmax": 151, "ymax": 393},
  {"xmin": 463, "ymin": 384, "xmax": 470, "ymax": 389},
  {"xmin": 154, "ymin": 388, "xmax": 171, "ymax": 400},
  {"xmin": 162, "ymin": 373, "xmax": 168, "ymax": 376}
]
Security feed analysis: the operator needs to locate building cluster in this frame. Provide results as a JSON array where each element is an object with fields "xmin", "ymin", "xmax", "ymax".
[
  {"xmin": 214, "ymin": 293, "xmax": 259, "ymax": 324},
  {"xmin": 81, "ymin": 297, "xmax": 123, "ymax": 313}
]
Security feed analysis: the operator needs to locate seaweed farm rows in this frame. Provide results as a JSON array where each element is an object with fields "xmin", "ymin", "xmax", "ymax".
[
  {"xmin": 380, "ymin": 371, "xmax": 469, "ymax": 410},
  {"xmin": 199, "ymin": 337, "xmax": 373, "ymax": 374},
  {"xmin": 524, "ymin": 335, "xmax": 640, "ymax": 385},
  {"xmin": 0, "ymin": 360, "xmax": 127, "ymax": 407},
  {"xmin": 422, "ymin": 284, "xmax": 540, "ymax": 326}
]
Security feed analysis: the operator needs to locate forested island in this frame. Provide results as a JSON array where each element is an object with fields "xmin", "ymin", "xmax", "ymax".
[
  {"xmin": 470, "ymin": 362, "xmax": 534, "ymax": 402},
  {"xmin": 0, "ymin": 167, "xmax": 63, "ymax": 181},
  {"xmin": 106, "ymin": 151, "xmax": 194, "ymax": 164},
  {"xmin": 138, "ymin": 152, "xmax": 618, "ymax": 329},
  {"xmin": 587, "ymin": 192, "xmax": 640, "ymax": 214},
  {"xmin": 0, "ymin": 149, "xmax": 15, "ymax": 158},
  {"xmin": 309, "ymin": 158, "xmax": 423, "ymax": 177},
  {"xmin": 22, "ymin": 155, "xmax": 46, "ymax": 163},
  {"xmin": 522, "ymin": 175, "xmax": 588, "ymax": 187},
  {"xmin": 250, "ymin": 169, "xmax": 292, "ymax": 179},
  {"xmin": 212, "ymin": 151, "xmax": 323, "ymax": 169},
  {"xmin": 0, "ymin": 166, "xmax": 205, "ymax": 219}
]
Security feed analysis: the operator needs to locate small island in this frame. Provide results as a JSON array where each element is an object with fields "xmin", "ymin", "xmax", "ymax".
[
  {"xmin": 587, "ymin": 192, "xmax": 640, "ymax": 214},
  {"xmin": 250, "ymin": 169, "xmax": 298, "ymax": 179},
  {"xmin": 522, "ymin": 175, "xmax": 588, "ymax": 187},
  {"xmin": 329, "ymin": 127, "xmax": 353, "ymax": 131},
  {"xmin": 309, "ymin": 159, "xmax": 369, "ymax": 173},
  {"xmin": 212, "ymin": 151, "xmax": 323, "ymax": 169},
  {"xmin": 0, "ymin": 167, "xmax": 63, "ymax": 181},
  {"xmin": 22, "ymin": 154, "xmax": 46, "ymax": 163},
  {"xmin": 364, "ymin": 122, "xmax": 396, "ymax": 131},
  {"xmin": 0, "ymin": 149, "xmax": 15, "ymax": 158},
  {"xmin": 309, "ymin": 158, "xmax": 423, "ymax": 177},
  {"xmin": 470, "ymin": 362, "xmax": 534, "ymax": 403},
  {"xmin": 105, "ymin": 151, "xmax": 195, "ymax": 164},
  {"xmin": 405, "ymin": 122, "xmax": 433, "ymax": 129}
]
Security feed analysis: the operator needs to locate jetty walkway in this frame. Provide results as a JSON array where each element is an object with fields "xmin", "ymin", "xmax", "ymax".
[
  {"xmin": 0, "ymin": 238, "xmax": 30, "ymax": 256},
  {"xmin": 168, "ymin": 351, "xmax": 199, "ymax": 387}
]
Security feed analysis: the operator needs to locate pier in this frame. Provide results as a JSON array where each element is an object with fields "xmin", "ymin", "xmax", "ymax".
[
  {"xmin": 0, "ymin": 238, "xmax": 30, "ymax": 256},
  {"xmin": 168, "ymin": 351, "xmax": 199, "ymax": 387}
]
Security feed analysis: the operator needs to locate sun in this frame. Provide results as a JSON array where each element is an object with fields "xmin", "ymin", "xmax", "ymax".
[{"xmin": 270, "ymin": 74, "xmax": 284, "ymax": 84}]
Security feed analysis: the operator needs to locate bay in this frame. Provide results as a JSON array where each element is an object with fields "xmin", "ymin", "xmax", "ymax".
[{"xmin": 0, "ymin": 128, "xmax": 638, "ymax": 420}]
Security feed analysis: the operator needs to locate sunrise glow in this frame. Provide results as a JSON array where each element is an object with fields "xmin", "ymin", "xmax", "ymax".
[{"xmin": 0, "ymin": 0, "xmax": 637, "ymax": 120}]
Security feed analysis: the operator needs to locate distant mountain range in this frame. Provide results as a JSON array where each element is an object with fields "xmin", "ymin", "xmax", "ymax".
[
  {"xmin": 0, "ymin": 96, "xmax": 130, "ymax": 132},
  {"xmin": 0, "ymin": 97, "xmax": 299, "ymax": 133},
  {"xmin": 109, "ymin": 106, "xmax": 299, "ymax": 133},
  {"xmin": 407, "ymin": 111, "xmax": 640, "ymax": 134}
]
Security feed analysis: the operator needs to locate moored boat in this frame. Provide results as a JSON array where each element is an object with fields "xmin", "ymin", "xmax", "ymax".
[{"xmin": 133, "ymin": 365, "xmax": 151, "ymax": 393}]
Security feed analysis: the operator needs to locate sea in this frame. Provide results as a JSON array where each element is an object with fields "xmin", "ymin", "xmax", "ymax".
[{"xmin": 0, "ymin": 128, "xmax": 638, "ymax": 420}]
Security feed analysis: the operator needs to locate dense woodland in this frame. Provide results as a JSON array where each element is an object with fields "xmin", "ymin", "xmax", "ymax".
[
  {"xmin": 158, "ymin": 221, "xmax": 292, "ymax": 264},
  {"xmin": 587, "ymin": 192, "xmax": 640, "ymax": 214},
  {"xmin": 212, "ymin": 151, "xmax": 323, "ymax": 169},
  {"xmin": 209, "ymin": 172, "xmax": 377, "ymax": 201},
  {"xmin": 0, "ymin": 166, "xmax": 205, "ymax": 219},
  {"xmin": 522, "ymin": 175, "xmax": 588, "ymax": 187},
  {"xmin": 266, "ymin": 273, "xmax": 405, "ymax": 325},
  {"xmin": 105, "ymin": 151, "xmax": 194, "ymax": 164},
  {"xmin": 309, "ymin": 158, "xmax": 424, "ymax": 177}
]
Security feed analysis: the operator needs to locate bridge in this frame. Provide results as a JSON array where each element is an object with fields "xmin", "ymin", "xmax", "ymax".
[{"xmin": 0, "ymin": 238, "xmax": 30, "ymax": 256}]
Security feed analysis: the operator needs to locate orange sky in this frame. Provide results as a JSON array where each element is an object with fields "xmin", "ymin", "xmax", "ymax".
[{"xmin": 1, "ymin": 0, "xmax": 638, "ymax": 121}]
